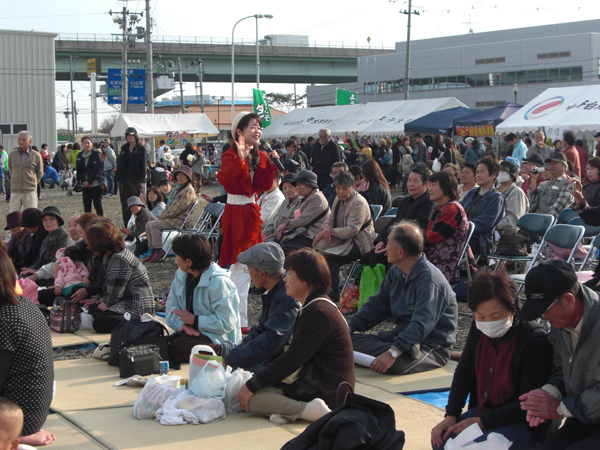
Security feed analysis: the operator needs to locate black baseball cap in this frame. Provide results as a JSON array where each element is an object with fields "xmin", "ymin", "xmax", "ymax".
[
  {"xmin": 545, "ymin": 151, "xmax": 567, "ymax": 163},
  {"xmin": 594, "ymin": 132, "xmax": 600, "ymax": 138},
  {"xmin": 523, "ymin": 154, "xmax": 544, "ymax": 166},
  {"xmin": 520, "ymin": 260, "xmax": 578, "ymax": 321}
]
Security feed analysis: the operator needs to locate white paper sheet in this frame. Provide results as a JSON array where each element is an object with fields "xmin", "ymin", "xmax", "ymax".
[{"xmin": 353, "ymin": 351, "xmax": 376, "ymax": 368}]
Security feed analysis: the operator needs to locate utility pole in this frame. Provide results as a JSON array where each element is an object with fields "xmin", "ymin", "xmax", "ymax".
[
  {"xmin": 73, "ymin": 101, "xmax": 78, "ymax": 134},
  {"xmin": 90, "ymin": 72, "xmax": 98, "ymax": 133},
  {"xmin": 121, "ymin": 5, "xmax": 128, "ymax": 113},
  {"xmin": 177, "ymin": 57, "xmax": 185, "ymax": 114},
  {"xmin": 197, "ymin": 59, "xmax": 204, "ymax": 113},
  {"xmin": 145, "ymin": 0, "xmax": 154, "ymax": 116},
  {"xmin": 69, "ymin": 55, "xmax": 75, "ymax": 140},
  {"xmin": 401, "ymin": 0, "xmax": 420, "ymax": 100}
]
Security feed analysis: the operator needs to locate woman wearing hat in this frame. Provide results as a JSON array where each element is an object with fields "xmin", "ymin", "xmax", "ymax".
[
  {"xmin": 120, "ymin": 196, "xmax": 155, "ymax": 242},
  {"xmin": 115, "ymin": 127, "xmax": 147, "ymax": 226},
  {"xmin": 143, "ymin": 165, "xmax": 196, "ymax": 263},
  {"xmin": 217, "ymin": 112, "xmax": 279, "ymax": 332},
  {"xmin": 20, "ymin": 207, "xmax": 69, "ymax": 273},
  {"xmin": 496, "ymin": 160, "xmax": 529, "ymax": 236},
  {"xmin": 76, "ymin": 136, "xmax": 106, "ymax": 216}
]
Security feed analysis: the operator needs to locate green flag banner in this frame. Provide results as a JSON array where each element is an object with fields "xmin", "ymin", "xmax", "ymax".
[
  {"xmin": 336, "ymin": 88, "xmax": 358, "ymax": 105},
  {"xmin": 253, "ymin": 89, "xmax": 272, "ymax": 128}
]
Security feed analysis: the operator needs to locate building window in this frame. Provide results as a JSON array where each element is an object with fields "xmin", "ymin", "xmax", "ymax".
[
  {"xmin": 538, "ymin": 51, "xmax": 571, "ymax": 59},
  {"xmin": 476, "ymin": 101, "xmax": 507, "ymax": 108},
  {"xmin": 0, "ymin": 124, "xmax": 10, "ymax": 135},
  {"xmin": 12, "ymin": 124, "xmax": 28, "ymax": 134},
  {"xmin": 475, "ymin": 57, "xmax": 506, "ymax": 65}
]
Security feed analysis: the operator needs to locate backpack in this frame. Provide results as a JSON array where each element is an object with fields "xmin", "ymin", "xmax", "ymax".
[{"xmin": 281, "ymin": 383, "xmax": 405, "ymax": 450}]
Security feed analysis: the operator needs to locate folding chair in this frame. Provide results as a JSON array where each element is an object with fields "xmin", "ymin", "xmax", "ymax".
[
  {"xmin": 457, "ymin": 222, "xmax": 476, "ymax": 281},
  {"xmin": 487, "ymin": 213, "xmax": 555, "ymax": 273},
  {"xmin": 576, "ymin": 234, "xmax": 600, "ymax": 283},
  {"xmin": 510, "ymin": 224, "xmax": 586, "ymax": 289},
  {"xmin": 556, "ymin": 208, "xmax": 578, "ymax": 224},
  {"xmin": 160, "ymin": 200, "xmax": 198, "ymax": 260},
  {"xmin": 370, "ymin": 204, "xmax": 383, "ymax": 221},
  {"xmin": 384, "ymin": 207, "xmax": 397, "ymax": 217},
  {"xmin": 391, "ymin": 196, "xmax": 405, "ymax": 208}
]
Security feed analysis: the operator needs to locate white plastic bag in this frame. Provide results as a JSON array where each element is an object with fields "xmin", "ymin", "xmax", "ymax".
[
  {"xmin": 444, "ymin": 423, "xmax": 512, "ymax": 450},
  {"xmin": 222, "ymin": 367, "xmax": 253, "ymax": 413},
  {"xmin": 188, "ymin": 360, "xmax": 227, "ymax": 399},
  {"xmin": 133, "ymin": 375, "xmax": 180, "ymax": 419},
  {"xmin": 178, "ymin": 392, "xmax": 226, "ymax": 424},
  {"xmin": 79, "ymin": 312, "xmax": 93, "ymax": 330}
]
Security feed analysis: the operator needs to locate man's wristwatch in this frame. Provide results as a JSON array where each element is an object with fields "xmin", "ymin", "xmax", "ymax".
[{"xmin": 388, "ymin": 348, "xmax": 400, "ymax": 358}]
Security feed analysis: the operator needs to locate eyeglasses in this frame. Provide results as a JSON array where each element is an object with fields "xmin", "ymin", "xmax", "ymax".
[
  {"xmin": 243, "ymin": 267, "xmax": 261, "ymax": 274},
  {"xmin": 541, "ymin": 299, "xmax": 559, "ymax": 320}
]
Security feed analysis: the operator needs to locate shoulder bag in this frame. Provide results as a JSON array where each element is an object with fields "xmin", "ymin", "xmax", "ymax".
[{"xmin": 278, "ymin": 209, "xmax": 329, "ymax": 245}]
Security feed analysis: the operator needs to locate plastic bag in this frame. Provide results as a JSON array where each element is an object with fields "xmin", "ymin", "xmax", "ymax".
[
  {"xmin": 340, "ymin": 281, "xmax": 359, "ymax": 315},
  {"xmin": 222, "ymin": 367, "xmax": 253, "ymax": 413},
  {"xmin": 188, "ymin": 360, "xmax": 227, "ymax": 400},
  {"xmin": 133, "ymin": 375, "xmax": 180, "ymax": 419},
  {"xmin": 79, "ymin": 312, "xmax": 93, "ymax": 330},
  {"xmin": 444, "ymin": 423, "xmax": 512, "ymax": 450},
  {"xmin": 177, "ymin": 393, "xmax": 225, "ymax": 424}
]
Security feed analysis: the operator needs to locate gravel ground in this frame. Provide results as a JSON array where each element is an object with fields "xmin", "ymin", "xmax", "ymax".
[{"xmin": 0, "ymin": 183, "xmax": 471, "ymax": 360}]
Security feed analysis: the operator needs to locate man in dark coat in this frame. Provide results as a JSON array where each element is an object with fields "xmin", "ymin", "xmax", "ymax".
[{"xmin": 311, "ymin": 129, "xmax": 341, "ymax": 190}]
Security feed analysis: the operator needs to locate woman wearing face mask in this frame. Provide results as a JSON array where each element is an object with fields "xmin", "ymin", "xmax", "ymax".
[
  {"xmin": 431, "ymin": 271, "xmax": 554, "ymax": 450},
  {"xmin": 496, "ymin": 160, "xmax": 529, "ymax": 236}
]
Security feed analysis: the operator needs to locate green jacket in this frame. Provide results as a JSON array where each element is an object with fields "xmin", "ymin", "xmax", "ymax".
[{"xmin": 548, "ymin": 284, "xmax": 600, "ymax": 424}]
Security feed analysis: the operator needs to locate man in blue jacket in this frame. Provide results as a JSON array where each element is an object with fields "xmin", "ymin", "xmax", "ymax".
[
  {"xmin": 348, "ymin": 221, "xmax": 458, "ymax": 375},
  {"xmin": 216, "ymin": 242, "xmax": 300, "ymax": 373}
]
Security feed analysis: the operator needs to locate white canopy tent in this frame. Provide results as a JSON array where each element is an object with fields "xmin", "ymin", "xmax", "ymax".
[
  {"xmin": 496, "ymin": 85, "xmax": 600, "ymax": 139},
  {"xmin": 330, "ymin": 97, "xmax": 468, "ymax": 136},
  {"xmin": 110, "ymin": 113, "xmax": 219, "ymax": 138},
  {"xmin": 261, "ymin": 104, "xmax": 363, "ymax": 138}
]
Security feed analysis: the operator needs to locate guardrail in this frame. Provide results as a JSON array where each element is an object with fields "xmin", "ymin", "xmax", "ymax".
[{"xmin": 56, "ymin": 33, "xmax": 394, "ymax": 50}]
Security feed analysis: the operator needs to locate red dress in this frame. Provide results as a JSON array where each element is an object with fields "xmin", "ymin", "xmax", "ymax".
[{"xmin": 217, "ymin": 148, "xmax": 276, "ymax": 266}]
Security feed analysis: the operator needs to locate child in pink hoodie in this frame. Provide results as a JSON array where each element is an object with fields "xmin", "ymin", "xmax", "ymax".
[{"xmin": 53, "ymin": 246, "xmax": 89, "ymax": 297}]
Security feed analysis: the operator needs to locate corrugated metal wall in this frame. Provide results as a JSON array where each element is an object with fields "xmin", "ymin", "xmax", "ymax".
[{"xmin": 0, "ymin": 30, "xmax": 57, "ymax": 153}]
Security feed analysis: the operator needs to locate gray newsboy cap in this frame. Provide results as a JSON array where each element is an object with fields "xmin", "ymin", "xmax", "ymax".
[{"xmin": 237, "ymin": 242, "xmax": 285, "ymax": 273}]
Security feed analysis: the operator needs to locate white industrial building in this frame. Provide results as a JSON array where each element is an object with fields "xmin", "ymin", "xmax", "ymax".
[
  {"xmin": 0, "ymin": 30, "xmax": 57, "ymax": 152},
  {"xmin": 307, "ymin": 19, "xmax": 600, "ymax": 109}
]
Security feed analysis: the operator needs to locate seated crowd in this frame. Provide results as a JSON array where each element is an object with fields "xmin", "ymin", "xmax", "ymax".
[{"xmin": 2, "ymin": 127, "xmax": 599, "ymax": 450}]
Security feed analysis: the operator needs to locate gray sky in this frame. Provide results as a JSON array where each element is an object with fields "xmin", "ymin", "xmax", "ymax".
[{"xmin": 1, "ymin": 0, "xmax": 597, "ymax": 131}]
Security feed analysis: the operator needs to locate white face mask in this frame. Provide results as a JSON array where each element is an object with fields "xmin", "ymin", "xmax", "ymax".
[
  {"xmin": 475, "ymin": 315, "xmax": 513, "ymax": 339},
  {"xmin": 497, "ymin": 172, "xmax": 512, "ymax": 183}
]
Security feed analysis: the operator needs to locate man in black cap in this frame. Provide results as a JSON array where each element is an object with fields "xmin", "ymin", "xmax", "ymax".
[
  {"xmin": 496, "ymin": 160, "xmax": 529, "ymax": 235},
  {"xmin": 528, "ymin": 151, "xmax": 573, "ymax": 217},
  {"xmin": 282, "ymin": 159, "xmax": 300, "ymax": 176},
  {"xmin": 519, "ymin": 260, "xmax": 600, "ymax": 450},
  {"xmin": 115, "ymin": 127, "xmax": 147, "ymax": 225},
  {"xmin": 276, "ymin": 169, "xmax": 330, "ymax": 254},
  {"xmin": 212, "ymin": 242, "xmax": 300, "ymax": 372},
  {"xmin": 5, "ymin": 211, "xmax": 30, "ymax": 271}
]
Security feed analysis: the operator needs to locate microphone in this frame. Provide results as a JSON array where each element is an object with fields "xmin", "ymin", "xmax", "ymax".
[{"xmin": 262, "ymin": 143, "xmax": 284, "ymax": 171}]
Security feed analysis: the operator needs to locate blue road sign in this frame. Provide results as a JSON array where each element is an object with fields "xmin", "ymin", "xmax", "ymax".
[{"xmin": 108, "ymin": 68, "xmax": 146, "ymax": 105}]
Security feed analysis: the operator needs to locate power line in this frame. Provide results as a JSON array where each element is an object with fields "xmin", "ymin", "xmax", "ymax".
[{"xmin": 0, "ymin": 12, "xmax": 106, "ymax": 19}]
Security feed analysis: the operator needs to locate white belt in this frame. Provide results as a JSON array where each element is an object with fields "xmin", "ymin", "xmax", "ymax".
[{"xmin": 227, "ymin": 193, "xmax": 256, "ymax": 205}]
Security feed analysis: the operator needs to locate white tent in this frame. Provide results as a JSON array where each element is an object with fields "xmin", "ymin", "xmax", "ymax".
[
  {"xmin": 496, "ymin": 85, "xmax": 600, "ymax": 139},
  {"xmin": 110, "ymin": 113, "xmax": 219, "ymax": 138},
  {"xmin": 261, "ymin": 104, "xmax": 363, "ymax": 138},
  {"xmin": 330, "ymin": 97, "xmax": 467, "ymax": 135}
]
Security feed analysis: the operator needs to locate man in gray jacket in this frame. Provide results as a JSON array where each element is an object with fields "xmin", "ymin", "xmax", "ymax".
[
  {"xmin": 102, "ymin": 140, "xmax": 116, "ymax": 196},
  {"xmin": 348, "ymin": 221, "xmax": 457, "ymax": 375},
  {"xmin": 519, "ymin": 260, "xmax": 600, "ymax": 450}
]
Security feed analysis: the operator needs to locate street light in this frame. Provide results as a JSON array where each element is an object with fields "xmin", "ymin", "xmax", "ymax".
[
  {"xmin": 231, "ymin": 14, "xmax": 273, "ymax": 125},
  {"xmin": 212, "ymin": 95, "xmax": 225, "ymax": 136},
  {"xmin": 513, "ymin": 83, "xmax": 518, "ymax": 104}
]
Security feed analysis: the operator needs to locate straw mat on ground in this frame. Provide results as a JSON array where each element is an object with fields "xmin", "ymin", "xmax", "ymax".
[
  {"xmin": 43, "ymin": 414, "xmax": 107, "ymax": 450},
  {"xmin": 51, "ymin": 330, "xmax": 95, "ymax": 348},
  {"xmin": 354, "ymin": 360, "xmax": 458, "ymax": 394}
]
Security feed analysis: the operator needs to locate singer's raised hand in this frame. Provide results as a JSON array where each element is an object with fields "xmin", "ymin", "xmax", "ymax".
[{"xmin": 234, "ymin": 136, "xmax": 249, "ymax": 160}]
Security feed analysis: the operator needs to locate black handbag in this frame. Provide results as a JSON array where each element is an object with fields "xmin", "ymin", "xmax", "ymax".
[
  {"xmin": 119, "ymin": 344, "xmax": 160, "ymax": 378},
  {"xmin": 108, "ymin": 317, "xmax": 170, "ymax": 366},
  {"xmin": 495, "ymin": 228, "xmax": 530, "ymax": 256}
]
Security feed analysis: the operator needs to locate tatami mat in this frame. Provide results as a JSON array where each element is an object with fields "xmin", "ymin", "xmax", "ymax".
[
  {"xmin": 44, "ymin": 414, "xmax": 106, "ymax": 450},
  {"xmin": 53, "ymin": 358, "xmax": 189, "ymax": 412},
  {"xmin": 51, "ymin": 330, "xmax": 95, "ymax": 348},
  {"xmin": 74, "ymin": 329, "xmax": 111, "ymax": 345},
  {"xmin": 354, "ymin": 360, "xmax": 458, "ymax": 394},
  {"xmin": 61, "ymin": 406, "xmax": 298, "ymax": 450}
]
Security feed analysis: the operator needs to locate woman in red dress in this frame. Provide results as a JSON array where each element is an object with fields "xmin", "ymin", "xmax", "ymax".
[{"xmin": 217, "ymin": 112, "xmax": 278, "ymax": 332}]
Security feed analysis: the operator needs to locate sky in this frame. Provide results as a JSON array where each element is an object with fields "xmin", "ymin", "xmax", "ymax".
[{"xmin": 1, "ymin": 0, "xmax": 598, "ymax": 131}]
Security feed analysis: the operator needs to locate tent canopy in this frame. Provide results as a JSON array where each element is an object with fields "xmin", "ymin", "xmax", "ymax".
[
  {"xmin": 261, "ymin": 104, "xmax": 362, "ymax": 139},
  {"xmin": 496, "ymin": 86, "xmax": 600, "ymax": 138},
  {"xmin": 110, "ymin": 113, "xmax": 219, "ymax": 138},
  {"xmin": 452, "ymin": 102, "xmax": 521, "ymax": 128},
  {"xmin": 404, "ymin": 106, "xmax": 477, "ymax": 136},
  {"xmin": 330, "ymin": 97, "xmax": 467, "ymax": 136}
]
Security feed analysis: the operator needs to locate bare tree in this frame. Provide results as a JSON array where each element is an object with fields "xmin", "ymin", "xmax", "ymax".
[{"xmin": 99, "ymin": 115, "xmax": 118, "ymax": 134}]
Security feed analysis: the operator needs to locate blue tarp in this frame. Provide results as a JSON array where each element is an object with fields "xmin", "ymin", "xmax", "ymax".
[
  {"xmin": 452, "ymin": 102, "xmax": 522, "ymax": 128},
  {"xmin": 404, "ymin": 107, "xmax": 478, "ymax": 136}
]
